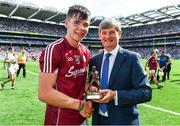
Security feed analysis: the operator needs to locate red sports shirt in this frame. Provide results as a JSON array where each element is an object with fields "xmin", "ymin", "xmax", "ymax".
[
  {"xmin": 39, "ymin": 38, "xmax": 91, "ymax": 125},
  {"xmin": 148, "ymin": 56, "xmax": 157, "ymax": 70}
]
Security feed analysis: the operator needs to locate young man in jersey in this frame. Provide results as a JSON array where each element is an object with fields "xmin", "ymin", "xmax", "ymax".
[
  {"xmin": 145, "ymin": 51, "xmax": 163, "ymax": 89},
  {"xmin": 1, "ymin": 47, "xmax": 18, "ymax": 90},
  {"xmin": 38, "ymin": 5, "xmax": 93, "ymax": 125}
]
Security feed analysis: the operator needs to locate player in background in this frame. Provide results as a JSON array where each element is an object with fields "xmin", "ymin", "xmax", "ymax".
[
  {"xmin": 157, "ymin": 50, "xmax": 170, "ymax": 82},
  {"xmin": 1, "ymin": 47, "xmax": 18, "ymax": 90},
  {"xmin": 166, "ymin": 53, "xmax": 172, "ymax": 80},
  {"xmin": 145, "ymin": 50, "xmax": 163, "ymax": 89}
]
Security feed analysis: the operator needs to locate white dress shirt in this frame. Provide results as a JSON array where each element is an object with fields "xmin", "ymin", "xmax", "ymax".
[{"xmin": 99, "ymin": 45, "xmax": 119, "ymax": 116}]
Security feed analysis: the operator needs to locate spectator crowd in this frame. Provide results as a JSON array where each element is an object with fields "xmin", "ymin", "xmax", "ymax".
[{"xmin": 0, "ymin": 17, "xmax": 180, "ymax": 59}]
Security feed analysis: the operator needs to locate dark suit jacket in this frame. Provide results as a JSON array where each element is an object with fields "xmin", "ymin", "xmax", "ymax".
[{"xmin": 90, "ymin": 47, "xmax": 152, "ymax": 125}]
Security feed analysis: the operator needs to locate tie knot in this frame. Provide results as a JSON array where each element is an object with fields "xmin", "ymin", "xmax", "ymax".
[{"xmin": 105, "ymin": 53, "xmax": 111, "ymax": 58}]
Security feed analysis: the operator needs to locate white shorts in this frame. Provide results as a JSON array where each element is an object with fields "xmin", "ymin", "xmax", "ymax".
[
  {"xmin": 8, "ymin": 64, "xmax": 19, "ymax": 75},
  {"xmin": 150, "ymin": 70, "xmax": 155, "ymax": 74}
]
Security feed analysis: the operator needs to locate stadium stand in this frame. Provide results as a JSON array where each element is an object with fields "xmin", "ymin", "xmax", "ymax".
[{"xmin": 0, "ymin": 0, "xmax": 180, "ymax": 59}]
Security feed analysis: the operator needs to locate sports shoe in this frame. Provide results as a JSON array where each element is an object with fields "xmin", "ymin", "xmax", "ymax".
[
  {"xmin": 1, "ymin": 83, "xmax": 4, "ymax": 90},
  {"xmin": 11, "ymin": 85, "xmax": 15, "ymax": 90},
  {"xmin": 157, "ymin": 85, "xmax": 163, "ymax": 89}
]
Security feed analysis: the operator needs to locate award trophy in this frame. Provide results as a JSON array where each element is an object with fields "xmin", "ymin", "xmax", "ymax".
[{"xmin": 85, "ymin": 66, "xmax": 103, "ymax": 100}]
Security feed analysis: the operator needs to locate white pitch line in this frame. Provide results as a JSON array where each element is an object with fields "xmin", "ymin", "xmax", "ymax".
[
  {"xmin": 141, "ymin": 104, "xmax": 180, "ymax": 116},
  {"xmin": 27, "ymin": 70, "xmax": 180, "ymax": 116},
  {"xmin": 27, "ymin": 71, "xmax": 39, "ymax": 76}
]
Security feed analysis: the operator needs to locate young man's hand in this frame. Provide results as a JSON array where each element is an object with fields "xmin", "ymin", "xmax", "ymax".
[{"xmin": 79, "ymin": 100, "xmax": 94, "ymax": 118}]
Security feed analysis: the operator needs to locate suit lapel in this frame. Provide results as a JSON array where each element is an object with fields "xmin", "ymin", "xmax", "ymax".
[
  {"xmin": 96, "ymin": 52, "xmax": 104, "ymax": 75},
  {"xmin": 108, "ymin": 47, "xmax": 126, "ymax": 88}
]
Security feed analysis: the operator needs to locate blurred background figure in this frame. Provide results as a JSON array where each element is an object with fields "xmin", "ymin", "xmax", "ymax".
[
  {"xmin": 4, "ymin": 47, "xmax": 13, "ymax": 78},
  {"xmin": 16, "ymin": 49, "xmax": 26, "ymax": 78},
  {"xmin": 1, "ymin": 47, "xmax": 18, "ymax": 90},
  {"xmin": 166, "ymin": 53, "xmax": 172, "ymax": 80},
  {"xmin": 157, "ymin": 50, "xmax": 170, "ymax": 82},
  {"xmin": 145, "ymin": 50, "xmax": 163, "ymax": 89}
]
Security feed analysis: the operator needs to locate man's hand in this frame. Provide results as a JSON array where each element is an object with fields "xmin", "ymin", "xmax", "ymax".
[
  {"xmin": 79, "ymin": 100, "xmax": 94, "ymax": 118},
  {"xmin": 92, "ymin": 89, "xmax": 116, "ymax": 103}
]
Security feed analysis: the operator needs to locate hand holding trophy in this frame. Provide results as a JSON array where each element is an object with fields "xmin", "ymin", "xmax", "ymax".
[{"xmin": 85, "ymin": 66, "xmax": 103, "ymax": 100}]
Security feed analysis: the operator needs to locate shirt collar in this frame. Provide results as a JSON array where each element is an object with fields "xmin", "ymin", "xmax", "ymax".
[{"xmin": 103, "ymin": 45, "xmax": 119, "ymax": 57}]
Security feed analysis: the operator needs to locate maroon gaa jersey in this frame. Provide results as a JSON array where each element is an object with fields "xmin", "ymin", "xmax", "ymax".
[
  {"xmin": 148, "ymin": 56, "xmax": 157, "ymax": 70},
  {"xmin": 39, "ymin": 38, "xmax": 91, "ymax": 125}
]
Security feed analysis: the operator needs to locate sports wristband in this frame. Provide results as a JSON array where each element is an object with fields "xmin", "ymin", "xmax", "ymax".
[{"xmin": 78, "ymin": 100, "xmax": 84, "ymax": 112}]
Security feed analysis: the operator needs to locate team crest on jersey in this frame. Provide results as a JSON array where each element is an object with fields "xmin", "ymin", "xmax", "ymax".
[
  {"xmin": 65, "ymin": 52, "xmax": 73, "ymax": 62},
  {"xmin": 74, "ymin": 55, "xmax": 80, "ymax": 64},
  {"xmin": 66, "ymin": 57, "xmax": 73, "ymax": 62}
]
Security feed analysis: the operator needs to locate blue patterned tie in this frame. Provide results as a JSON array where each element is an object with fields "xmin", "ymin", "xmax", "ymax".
[{"xmin": 99, "ymin": 53, "xmax": 111, "ymax": 113}]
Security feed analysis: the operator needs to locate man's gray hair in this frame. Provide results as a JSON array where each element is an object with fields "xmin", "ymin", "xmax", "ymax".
[{"xmin": 98, "ymin": 18, "xmax": 121, "ymax": 32}]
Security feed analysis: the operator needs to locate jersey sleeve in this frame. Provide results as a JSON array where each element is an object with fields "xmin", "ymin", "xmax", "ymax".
[{"xmin": 39, "ymin": 45, "xmax": 60, "ymax": 73}]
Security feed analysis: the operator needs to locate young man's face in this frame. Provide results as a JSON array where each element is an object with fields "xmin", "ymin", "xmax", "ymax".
[
  {"xmin": 99, "ymin": 27, "xmax": 121, "ymax": 51},
  {"xmin": 152, "ymin": 52, "xmax": 156, "ymax": 57},
  {"xmin": 161, "ymin": 51, "xmax": 165, "ymax": 55},
  {"xmin": 65, "ymin": 14, "xmax": 90, "ymax": 44},
  {"xmin": 8, "ymin": 48, "xmax": 14, "ymax": 53}
]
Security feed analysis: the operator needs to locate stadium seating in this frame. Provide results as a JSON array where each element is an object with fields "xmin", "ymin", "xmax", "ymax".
[{"xmin": 0, "ymin": 17, "xmax": 180, "ymax": 59}]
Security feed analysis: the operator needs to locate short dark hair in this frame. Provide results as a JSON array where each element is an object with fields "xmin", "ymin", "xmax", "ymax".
[
  {"xmin": 151, "ymin": 50, "xmax": 155, "ymax": 55},
  {"xmin": 99, "ymin": 18, "xmax": 121, "ymax": 32},
  {"xmin": 8, "ymin": 47, "xmax": 13, "ymax": 51},
  {"xmin": 66, "ymin": 4, "xmax": 91, "ymax": 20}
]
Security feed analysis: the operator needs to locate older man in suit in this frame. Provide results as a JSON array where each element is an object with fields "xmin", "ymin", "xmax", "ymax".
[{"xmin": 89, "ymin": 18, "xmax": 152, "ymax": 125}]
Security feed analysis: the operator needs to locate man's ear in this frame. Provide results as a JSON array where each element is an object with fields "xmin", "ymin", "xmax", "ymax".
[
  {"xmin": 118, "ymin": 31, "xmax": 122, "ymax": 38},
  {"xmin": 98, "ymin": 30, "xmax": 101, "ymax": 38},
  {"xmin": 64, "ymin": 18, "xmax": 68, "ymax": 28}
]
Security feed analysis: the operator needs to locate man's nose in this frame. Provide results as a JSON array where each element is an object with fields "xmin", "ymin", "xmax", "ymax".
[{"xmin": 79, "ymin": 24, "xmax": 86, "ymax": 30}]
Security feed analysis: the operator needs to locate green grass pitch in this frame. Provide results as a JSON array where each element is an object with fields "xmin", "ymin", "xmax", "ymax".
[{"xmin": 0, "ymin": 60, "xmax": 180, "ymax": 125}]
